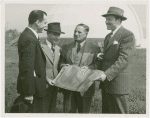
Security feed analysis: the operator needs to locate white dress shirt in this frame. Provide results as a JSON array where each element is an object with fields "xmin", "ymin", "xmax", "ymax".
[
  {"xmin": 111, "ymin": 25, "xmax": 122, "ymax": 37},
  {"xmin": 75, "ymin": 40, "xmax": 86, "ymax": 48},
  {"xmin": 27, "ymin": 27, "xmax": 38, "ymax": 39}
]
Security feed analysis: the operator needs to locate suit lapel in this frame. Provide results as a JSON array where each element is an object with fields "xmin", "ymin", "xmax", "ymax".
[
  {"xmin": 41, "ymin": 40, "xmax": 54, "ymax": 64},
  {"xmin": 67, "ymin": 42, "xmax": 75, "ymax": 63},
  {"xmin": 105, "ymin": 26, "xmax": 124, "ymax": 52},
  {"xmin": 81, "ymin": 42, "xmax": 92, "ymax": 64},
  {"xmin": 25, "ymin": 27, "xmax": 46, "ymax": 57}
]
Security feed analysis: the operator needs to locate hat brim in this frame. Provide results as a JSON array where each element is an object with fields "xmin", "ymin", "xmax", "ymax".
[
  {"xmin": 102, "ymin": 13, "xmax": 127, "ymax": 21},
  {"xmin": 44, "ymin": 29, "xmax": 65, "ymax": 34}
]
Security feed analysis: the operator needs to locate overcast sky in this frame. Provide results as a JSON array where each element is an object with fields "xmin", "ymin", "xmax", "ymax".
[{"xmin": 5, "ymin": 3, "xmax": 147, "ymax": 46}]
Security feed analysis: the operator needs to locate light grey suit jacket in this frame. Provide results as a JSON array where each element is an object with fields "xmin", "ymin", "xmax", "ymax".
[{"xmin": 41, "ymin": 40, "xmax": 61, "ymax": 87}]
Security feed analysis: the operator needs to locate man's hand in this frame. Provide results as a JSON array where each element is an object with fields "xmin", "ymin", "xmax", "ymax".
[
  {"xmin": 97, "ymin": 53, "xmax": 104, "ymax": 60},
  {"xmin": 46, "ymin": 77, "xmax": 55, "ymax": 86},
  {"xmin": 61, "ymin": 64, "xmax": 70, "ymax": 68},
  {"xmin": 81, "ymin": 66, "xmax": 88, "ymax": 69},
  {"xmin": 92, "ymin": 73, "xmax": 107, "ymax": 82},
  {"xmin": 24, "ymin": 95, "xmax": 33, "ymax": 104},
  {"xmin": 100, "ymin": 73, "xmax": 107, "ymax": 82},
  {"xmin": 49, "ymin": 80, "xmax": 55, "ymax": 86}
]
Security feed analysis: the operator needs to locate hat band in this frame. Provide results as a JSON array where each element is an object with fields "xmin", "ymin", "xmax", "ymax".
[{"xmin": 108, "ymin": 11, "xmax": 123, "ymax": 16}]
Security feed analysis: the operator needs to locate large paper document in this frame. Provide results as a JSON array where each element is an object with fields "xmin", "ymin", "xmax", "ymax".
[{"xmin": 52, "ymin": 65, "xmax": 104, "ymax": 92}]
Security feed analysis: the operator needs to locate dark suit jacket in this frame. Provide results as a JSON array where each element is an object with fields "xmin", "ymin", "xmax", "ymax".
[
  {"xmin": 59, "ymin": 41, "xmax": 99, "ymax": 97},
  {"xmin": 101, "ymin": 26, "xmax": 135, "ymax": 94},
  {"xmin": 17, "ymin": 28, "xmax": 46, "ymax": 97}
]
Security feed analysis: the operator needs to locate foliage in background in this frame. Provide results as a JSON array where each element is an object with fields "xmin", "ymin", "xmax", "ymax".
[{"xmin": 5, "ymin": 29, "xmax": 20, "ymax": 45}]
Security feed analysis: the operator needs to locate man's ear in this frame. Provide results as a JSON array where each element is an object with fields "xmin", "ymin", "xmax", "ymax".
[
  {"xmin": 35, "ymin": 20, "xmax": 40, "ymax": 26},
  {"xmin": 117, "ymin": 18, "xmax": 122, "ymax": 24}
]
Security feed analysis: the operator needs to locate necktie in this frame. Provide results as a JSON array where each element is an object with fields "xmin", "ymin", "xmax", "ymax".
[
  {"xmin": 105, "ymin": 32, "xmax": 113, "ymax": 47},
  {"xmin": 51, "ymin": 44, "xmax": 55, "ymax": 52},
  {"xmin": 77, "ymin": 43, "xmax": 81, "ymax": 53},
  {"xmin": 38, "ymin": 37, "xmax": 40, "ymax": 42}
]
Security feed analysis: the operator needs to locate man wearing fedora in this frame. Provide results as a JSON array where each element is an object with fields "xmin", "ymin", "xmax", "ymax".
[
  {"xmin": 41, "ymin": 22, "xmax": 65, "ymax": 112},
  {"xmin": 93, "ymin": 7, "xmax": 135, "ymax": 113},
  {"xmin": 17, "ymin": 10, "xmax": 47, "ymax": 112}
]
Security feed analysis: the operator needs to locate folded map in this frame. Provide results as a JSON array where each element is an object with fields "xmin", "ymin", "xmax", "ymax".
[{"xmin": 52, "ymin": 65, "xmax": 104, "ymax": 92}]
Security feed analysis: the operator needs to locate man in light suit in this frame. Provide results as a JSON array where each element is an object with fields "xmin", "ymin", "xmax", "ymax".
[
  {"xmin": 41, "ymin": 22, "xmax": 65, "ymax": 112},
  {"xmin": 17, "ymin": 10, "xmax": 47, "ymax": 112},
  {"xmin": 59, "ymin": 23, "xmax": 99, "ymax": 113},
  {"xmin": 93, "ymin": 7, "xmax": 135, "ymax": 114}
]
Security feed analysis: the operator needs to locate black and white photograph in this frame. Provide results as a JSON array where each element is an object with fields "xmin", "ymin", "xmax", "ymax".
[{"xmin": 1, "ymin": 0, "xmax": 149, "ymax": 116}]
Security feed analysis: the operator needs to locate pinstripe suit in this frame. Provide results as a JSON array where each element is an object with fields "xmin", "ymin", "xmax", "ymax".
[{"xmin": 100, "ymin": 26, "xmax": 135, "ymax": 113}]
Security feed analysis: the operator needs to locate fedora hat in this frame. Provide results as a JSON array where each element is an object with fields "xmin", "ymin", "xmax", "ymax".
[
  {"xmin": 102, "ymin": 7, "xmax": 127, "ymax": 21},
  {"xmin": 11, "ymin": 95, "xmax": 31, "ymax": 113},
  {"xmin": 44, "ymin": 22, "xmax": 65, "ymax": 34}
]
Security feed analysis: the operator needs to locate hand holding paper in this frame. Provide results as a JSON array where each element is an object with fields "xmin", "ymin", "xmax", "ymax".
[
  {"xmin": 92, "ymin": 73, "xmax": 107, "ymax": 82},
  {"xmin": 52, "ymin": 65, "xmax": 104, "ymax": 92},
  {"xmin": 97, "ymin": 53, "xmax": 104, "ymax": 60},
  {"xmin": 97, "ymin": 42, "xmax": 104, "ymax": 60}
]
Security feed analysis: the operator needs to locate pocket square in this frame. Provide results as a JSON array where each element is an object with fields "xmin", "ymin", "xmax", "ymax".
[
  {"xmin": 34, "ymin": 71, "xmax": 36, "ymax": 77},
  {"xmin": 113, "ymin": 41, "xmax": 118, "ymax": 45}
]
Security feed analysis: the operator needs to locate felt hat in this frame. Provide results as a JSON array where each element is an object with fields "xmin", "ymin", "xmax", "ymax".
[
  {"xmin": 44, "ymin": 22, "xmax": 65, "ymax": 34},
  {"xmin": 102, "ymin": 7, "xmax": 127, "ymax": 21}
]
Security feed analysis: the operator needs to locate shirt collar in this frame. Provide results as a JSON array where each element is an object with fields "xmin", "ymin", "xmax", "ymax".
[
  {"xmin": 46, "ymin": 39, "xmax": 52, "ymax": 48},
  {"xmin": 112, "ymin": 25, "xmax": 122, "ymax": 37},
  {"xmin": 76, "ymin": 40, "xmax": 86, "ymax": 47},
  {"xmin": 27, "ymin": 27, "xmax": 38, "ymax": 39}
]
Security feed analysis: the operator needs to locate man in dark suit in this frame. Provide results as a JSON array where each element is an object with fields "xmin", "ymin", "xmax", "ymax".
[
  {"xmin": 17, "ymin": 10, "xmax": 47, "ymax": 112},
  {"xmin": 41, "ymin": 22, "xmax": 65, "ymax": 112},
  {"xmin": 59, "ymin": 23, "xmax": 99, "ymax": 113},
  {"xmin": 93, "ymin": 7, "xmax": 135, "ymax": 114}
]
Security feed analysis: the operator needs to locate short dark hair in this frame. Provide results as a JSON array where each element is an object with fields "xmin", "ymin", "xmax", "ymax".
[
  {"xmin": 76, "ymin": 23, "xmax": 89, "ymax": 33},
  {"xmin": 28, "ymin": 10, "xmax": 47, "ymax": 25}
]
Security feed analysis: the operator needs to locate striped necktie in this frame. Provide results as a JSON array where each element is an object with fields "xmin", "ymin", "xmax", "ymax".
[
  {"xmin": 51, "ymin": 44, "xmax": 55, "ymax": 52},
  {"xmin": 77, "ymin": 43, "xmax": 81, "ymax": 53},
  {"xmin": 38, "ymin": 36, "xmax": 40, "ymax": 42}
]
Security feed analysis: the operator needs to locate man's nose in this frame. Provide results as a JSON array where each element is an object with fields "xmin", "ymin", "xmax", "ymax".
[
  {"xmin": 105, "ymin": 20, "xmax": 109, "ymax": 24},
  {"xmin": 75, "ymin": 32, "xmax": 79, "ymax": 36}
]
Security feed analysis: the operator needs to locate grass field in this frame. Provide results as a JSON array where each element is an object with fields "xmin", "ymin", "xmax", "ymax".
[{"xmin": 5, "ymin": 38, "xmax": 146, "ymax": 113}]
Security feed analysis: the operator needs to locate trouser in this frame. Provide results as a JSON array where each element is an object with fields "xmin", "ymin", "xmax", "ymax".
[
  {"xmin": 102, "ymin": 89, "xmax": 129, "ymax": 114},
  {"xmin": 32, "ymin": 97, "xmax": 44, "ymax": 113},
  {"xmin": 62, "ymin": 90, "xmax": 72, "ymax": 113},
  {"xmin": 63, "ymin": 90, "xmax": 92, "ymax": 113},
  {"xmin": 42, "ymin": 85, "xmax": 58, "ymax": 113},
  {"xmin": 70, "ymin": 91, "xmax": 92, "ymax": 113}
]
